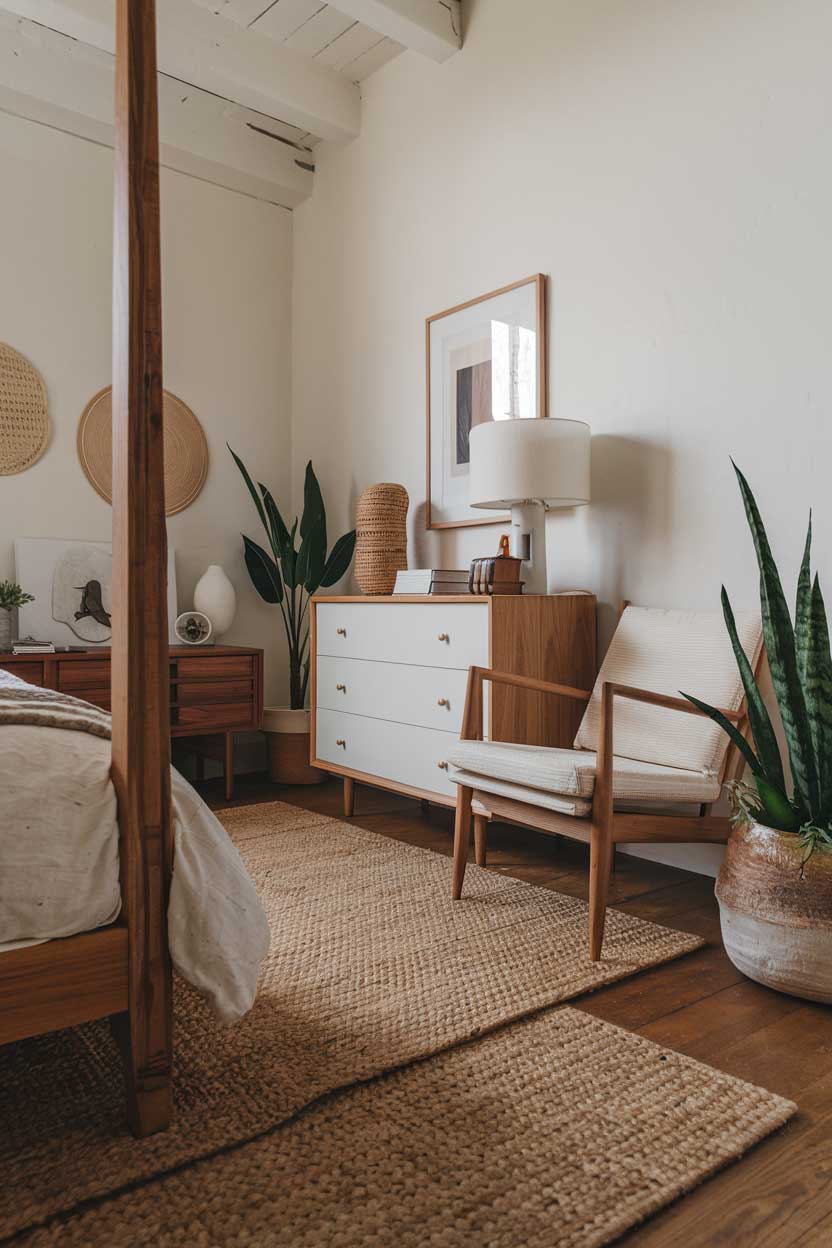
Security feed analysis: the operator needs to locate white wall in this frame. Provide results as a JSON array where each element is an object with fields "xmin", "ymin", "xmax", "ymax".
[
  {"xmin": 0, "ymin": 111, "xmax": 292, "ymax": 705},
  {"xmin": 293, "ymin": 0, "xmax": 832, "ymax": 873}
]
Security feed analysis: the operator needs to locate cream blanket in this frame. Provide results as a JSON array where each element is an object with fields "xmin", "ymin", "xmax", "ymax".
[{"xmin": 0, "ymin": 671, "xmax": 270, "ymax": 1023}]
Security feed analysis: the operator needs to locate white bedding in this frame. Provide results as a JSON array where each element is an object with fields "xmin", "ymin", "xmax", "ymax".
[{"xmin": 0, "ymin": 715, "xmax": 270, "ymax": 1023}]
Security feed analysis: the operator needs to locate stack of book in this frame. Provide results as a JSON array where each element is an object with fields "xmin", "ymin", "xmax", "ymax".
[
  {"xmin": 393, "ymin": 569, "xmax": 470, "ymax": 595},
  {"xmin": 12, "ymin": 637, "xmax": 56, "ymax": 655}
]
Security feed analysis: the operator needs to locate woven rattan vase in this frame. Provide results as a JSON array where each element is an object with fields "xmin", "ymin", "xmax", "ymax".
[{"xmin": 355, "ymin": 483, "xmax": 409, "ymax": 595}]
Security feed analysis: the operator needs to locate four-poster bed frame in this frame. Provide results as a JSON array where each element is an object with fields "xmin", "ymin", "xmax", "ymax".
[{"xmin": 0, "ymin": 0, "xmax": 173, "ymax": 1136}]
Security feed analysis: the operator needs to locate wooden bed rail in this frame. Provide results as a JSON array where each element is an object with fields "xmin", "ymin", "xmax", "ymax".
[{"xmin": 109, "ymin": 0, "xmax": 173, "ymax": 1138}]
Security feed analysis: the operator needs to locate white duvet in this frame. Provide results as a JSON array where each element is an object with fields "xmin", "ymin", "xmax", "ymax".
[{"xmin": 0, "ymin": 721, "xmax": 270, "ymax": 1023}]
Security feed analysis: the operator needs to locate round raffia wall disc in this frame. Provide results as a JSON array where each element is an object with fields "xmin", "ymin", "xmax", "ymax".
[
  {"xmin": 0, "ymin": 342, "xmax": 49, "ymax": 475},
  {"xmin": 78, "ymin": 386, "xmax": 209, "ymax": 516}
]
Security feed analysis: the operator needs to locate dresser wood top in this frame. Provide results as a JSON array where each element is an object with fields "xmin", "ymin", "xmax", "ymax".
[{"xmin": 313, "ymin": 593, "xmax": 594, "ymax": 604}]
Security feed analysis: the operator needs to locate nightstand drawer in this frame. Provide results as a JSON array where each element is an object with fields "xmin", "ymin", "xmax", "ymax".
[
  {"xmin": 177, "ymin": 679, "xmax": 253, "ymax": 706},
  {"xmin": 316, "ymin": 602, "xmax": 488, "ymax": 670},
  {"xmin": 0, "ymin": 661, "xmax": 44, "ymax": 685},
  {"xmin": 315, "ymin": 708, "xmax": 458, "ymax": 799},
  {"xmin": 316, "ymin": 656, "xmax": 470, "ymax": 734},
  {"xmin": 57, "ymin": 660, "xmax": 111, "ymax": 690},
  {"xmin": 175, "ymin": 701, "xmax": 254, "ymax": 729},
  {"xmin": 177, "ymin": 655, "xmax": 253, "ymax": 680}
]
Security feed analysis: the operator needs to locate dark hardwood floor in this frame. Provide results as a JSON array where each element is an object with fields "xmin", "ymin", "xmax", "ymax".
[{"xmin": 206, "ymin": 773, "xmax": 832, "ymax": 1248}]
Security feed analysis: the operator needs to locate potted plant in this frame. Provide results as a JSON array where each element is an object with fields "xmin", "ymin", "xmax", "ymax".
[
  {"xmin": 0, "ymin": 581, "xmax": 34, "ymax": 653},
  {"xmin": 229, "ymin": 446, "xmax": 356, "ymax": 784},
  {"xmin": 685, "ymin": 462, "xmax": 832, "ymax": 1003}
]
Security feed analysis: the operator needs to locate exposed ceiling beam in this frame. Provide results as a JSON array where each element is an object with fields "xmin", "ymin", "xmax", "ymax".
[
  {"xmin": 330, "ymin": 0, "xmax": 461, "ymax": 62},
  {"xmin": 2, "ymin": 0, "xmax": 361, "ymax": 142},
  {"xmin": 0, "ymin": 13, "xmax": 314, "ymax": 206}
]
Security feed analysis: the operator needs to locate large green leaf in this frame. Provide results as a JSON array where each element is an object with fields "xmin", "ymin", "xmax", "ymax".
[
  {"xmin": 681, "ymin": 690, "xmax": 764, "ymax": 778},
  {"xmin": 228, "ymin": 445, "xmax": 269, "ymax": 538},
  {"xmin": 242, "ymin": 535, "xmax": 284, "ymax": 605},
  {"xmin": 296, "ymin": 513, "xmax": 326, "ymax": 593},
  {"xmin": 721, "ymin": 586, "xmax": 785, "ymax": 791},
  {"xmin": 320, "ymin": 530, "xmax": 356, "ymax": 587},
  {"xmin": 795, "ymin": 513, "xmax": 813, "ymax": 684},
  {"xmin": 803, "ymin": 575, "xmax": 832, "ymax": 816},
  {"xmin": 260, "ymin": 485, "xmax": 297, "ymax": 586},
  {"xmin": 754, "ymin": 775, "xmax": 801, "ymax": 833},
  {"xmin": 733, "ymin": 461, "xmax": 820, "ymax": 815},
  {"xmin": 300, "ymin": 462, "xmax": 327, "ymax": 554}
]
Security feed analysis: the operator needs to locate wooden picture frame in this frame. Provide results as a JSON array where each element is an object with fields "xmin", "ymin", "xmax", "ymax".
[{"xmin": 425, "ymin": 273, "xmax": 547, "ymax": 531}]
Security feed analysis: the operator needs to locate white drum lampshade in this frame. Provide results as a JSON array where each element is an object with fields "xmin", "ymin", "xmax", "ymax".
[{"xmin": 469, "ymin": 419, "xmax": 590, "ymax": 594}]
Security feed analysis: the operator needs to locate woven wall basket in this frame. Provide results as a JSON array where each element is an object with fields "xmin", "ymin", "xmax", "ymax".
[
  {"xmin": 0, "ymin": 343, "xmax": 49, "ymax": 475},
  {"xmin": 78, "ymin": 386, "xmax": 209, "ymax": 516},
  {"xmin": 355, "ymin": 483, "xmax": 409, "ymax": 595}
]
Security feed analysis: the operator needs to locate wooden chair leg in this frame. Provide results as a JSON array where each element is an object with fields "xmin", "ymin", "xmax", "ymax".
[
  {"xmin": 473, "ymin": 814, "xmax": 488, "ymax": 867},
  {"xmin": 588, "ymin": 823, "xmax": 613, "ymax": 961},
  {"xmin": 452, "ymin": 785, "xmax": 473, "ymax": 899},
  {"xmin": 343, "ymin": 776, "xmax": 355, "ymax": 817}
]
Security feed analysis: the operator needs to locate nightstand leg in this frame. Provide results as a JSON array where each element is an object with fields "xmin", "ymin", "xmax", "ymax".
[
  {"xmin": 224, "ymin": 732, "xmax": 234, "ymax": 802},
  {"xmin": 420, "ymin": 799, "xmax": 430, "ymax": 816},
  {"xmin": 343, "ymin": 776, "xmax": 355, "ymax": 817}
]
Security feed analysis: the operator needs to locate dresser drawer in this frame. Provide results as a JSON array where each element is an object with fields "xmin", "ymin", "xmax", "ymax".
[
  {"xmin": 315, "ymin": 708, "xmax": 458, "ymax": 799},
  {"xmin": 57, "ymin": 660, "xmax": 111, "ymax": 690},
  {"xmin": 176, "ymin": 655, "xmax": 253, "ymax": 680},
  {"xmin": 1, "ymin": 661, "xmax": 44, "ymax": 686},
  {"xmin": 316, "ymin": 656, "xmax": 470, "ymax": 735},
  {"xmin": 315, "ymin": 603, "xmax": 488, "ymax": 670}
]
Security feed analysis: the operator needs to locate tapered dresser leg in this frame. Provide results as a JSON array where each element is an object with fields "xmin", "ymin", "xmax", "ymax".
[
  {"xmin": 344, "ymin": 776, "xmax": 355, "ymax": 817},
  {"xmin": 452, "ymin": 786, "xmax": 473, "ymax": 899},
  {"xmin": 473, "ymin": 814, "xmax": 488, "ymax": 867}
]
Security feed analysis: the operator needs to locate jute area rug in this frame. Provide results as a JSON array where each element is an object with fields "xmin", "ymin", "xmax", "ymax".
[
  {"xmin": 25, "ymin": 1009, "xmax": 795, "ymax": 1248},
  {"xmin": 2, "ymin": 801, "xmax": 726, "ymax": 1241}
]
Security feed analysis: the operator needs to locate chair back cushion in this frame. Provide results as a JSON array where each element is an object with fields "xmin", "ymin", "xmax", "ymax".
[{"xmin": 574, "ymin": 605, "xmax": 763, "ymax": 773}]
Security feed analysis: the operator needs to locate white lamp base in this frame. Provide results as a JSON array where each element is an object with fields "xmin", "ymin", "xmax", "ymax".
[{"xmin": 509, "ymin": 501, "xmax": 548, "ymax": 595}]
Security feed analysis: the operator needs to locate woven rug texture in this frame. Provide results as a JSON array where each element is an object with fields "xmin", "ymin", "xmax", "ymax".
[
  {"xmin": 1, "ymin": 801, "xmax": 707, "ymax": 1239},
  {"xmin": 23, "ymin": 1009, "xmax": 795, "ymax": 1247}
]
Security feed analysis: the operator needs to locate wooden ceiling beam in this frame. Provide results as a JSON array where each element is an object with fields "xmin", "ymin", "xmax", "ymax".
[
  {"xmin": 2, "ymin": 0, "xmax": 360, "ymax": 141},
  {"xmin": 330, "ymin": 0, "xmax": 461, "ymax": 62},
  {"xmin": 0, "ymin": 13, "xmax": 314, "ymax": 206}
]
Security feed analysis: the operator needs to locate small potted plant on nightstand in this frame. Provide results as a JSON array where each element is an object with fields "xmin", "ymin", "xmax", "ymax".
[
  {"xmin": 685, "ymin": 463, "xmax": 832, "ymax": 1003},
  {"xmin": 0, "ymin": 581, "xmax": 34, "ymax": 653},
  {"xmin": 229, "ymin": 446, "xmax": 356, "ymax": 784}
]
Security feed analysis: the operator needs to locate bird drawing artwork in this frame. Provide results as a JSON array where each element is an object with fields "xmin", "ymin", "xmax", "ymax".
[{"xmin": 74, "ymin": 580, "xmax": 111, "ymax": 628}]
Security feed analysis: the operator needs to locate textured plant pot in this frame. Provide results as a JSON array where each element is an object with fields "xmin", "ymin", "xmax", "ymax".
[
  {"xmin": 193, "ymin": 565, "xmax": 237, "ymax": 637},
  {"xmin": 354, "ymin": 483, "xmax": 408, "ymax": 595},
  {"xmin": 0, "ymin": 610, "xmax": 10, "ymax": 653},
  {"xmin": 263, "ymin": 707, "xmax": 325, "ymax": 785},
  {"xmin": 716, "ymin": 820, "xmax": 832, "ymax": 1003}
]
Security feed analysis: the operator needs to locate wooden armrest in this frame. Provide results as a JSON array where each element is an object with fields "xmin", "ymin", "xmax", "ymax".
[
  {"xmin": 472, "ymin": 667, "xmax": 592, "ymax": 703},
  {"xmin": 605, "ymin": 682, "xmax": 743, "ymax": 723},
  {"xmin": 460, "ymin": 667, "xmax": 592, "ymax": 740}
]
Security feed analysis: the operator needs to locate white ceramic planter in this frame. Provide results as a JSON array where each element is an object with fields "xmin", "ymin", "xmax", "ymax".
[
  {"xmin": 716, "ymin": 820, "xmax": 832, "ymax": 1004},
  {"xmin": 194, "ymin": 565, "xmax": 237, "ymax": 637}
]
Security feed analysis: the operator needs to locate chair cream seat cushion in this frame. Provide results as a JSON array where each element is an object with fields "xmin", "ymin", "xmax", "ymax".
[
  {"xmin": 574, "ymin": 605, "xmax": 762, "ymax": 773},
  {"xmin": 450, "ymin": 768, "xmax": 593, "ymax": 817},
  {"xmin": 447, "ymin": 740, "xmax": 722, "ymax": 806}
]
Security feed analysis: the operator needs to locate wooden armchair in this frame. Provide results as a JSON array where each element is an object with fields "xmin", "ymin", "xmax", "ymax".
[{"xmin": 448, "ymin": 604, "xmax": 764, "ymax": 960}]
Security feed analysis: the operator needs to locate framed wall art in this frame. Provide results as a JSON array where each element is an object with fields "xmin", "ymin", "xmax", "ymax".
[{"xmin": 425, "ymin": 273, "xmax": 547, "ymax": 530}]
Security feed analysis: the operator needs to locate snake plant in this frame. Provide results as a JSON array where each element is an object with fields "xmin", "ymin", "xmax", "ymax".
[
  {"xmin": 229, "ymin": 446, "xmax": 356, "ymax": 710},
  {"xmin": 683, "ymin": 462, "xmax": 832, "ymax": 866}
]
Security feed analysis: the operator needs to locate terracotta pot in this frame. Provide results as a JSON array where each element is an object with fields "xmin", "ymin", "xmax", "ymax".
[
  {"xmin": 263, "ymin": 707, "xmax": 325, "ymax": 785},
  {"xmin": 716, "ymin": 820, "xmax": 832, "ymax": 1003}
]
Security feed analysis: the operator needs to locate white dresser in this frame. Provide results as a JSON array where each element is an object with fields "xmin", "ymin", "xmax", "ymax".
[{"xmin": 310, "ymin": 594, "xmax": 596, "ymax": 814}]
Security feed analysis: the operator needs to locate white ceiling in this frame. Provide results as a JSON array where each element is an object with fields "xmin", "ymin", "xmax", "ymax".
[{"xmin": 0, "ymin": 0, "xmax": 462, "ymax": 206}]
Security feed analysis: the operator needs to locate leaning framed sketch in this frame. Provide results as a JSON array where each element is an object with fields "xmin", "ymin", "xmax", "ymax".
[{"xmin": 426, "ymin": 273, "xmax": 547, "ymax": 530}]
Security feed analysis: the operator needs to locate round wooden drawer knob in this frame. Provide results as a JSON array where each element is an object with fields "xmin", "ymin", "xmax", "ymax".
[
  {"xmin": 336, "ymin": 738, "xmax": 346, "ymax": 748},
  {"xmin": 336, "ymin": 627, "xmax": 347, "ymax": 636},
  {"xmin": 437, "ymin": 697, "xmax": 449, "ymax": 707},
  {"xmin": 437, "ymin": 760, "xmax": 449, "ymax": 770},
  {"xmin": 437, "ymin": 632, "xmax": 449, "ymax": 642},
  {"xmin": 336, "ymin": 683, "xmax": 346, "ymax": 692}
]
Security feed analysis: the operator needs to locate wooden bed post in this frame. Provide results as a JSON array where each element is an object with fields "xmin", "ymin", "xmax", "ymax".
[{"xmin": 110, "ymin": 0, "xmax": 173, "ymax": 1137}]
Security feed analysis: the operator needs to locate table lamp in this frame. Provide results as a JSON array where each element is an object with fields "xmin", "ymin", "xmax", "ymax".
[{"xmin": 468, "ymin": 418, "xmax": 591, "ymax": 594}]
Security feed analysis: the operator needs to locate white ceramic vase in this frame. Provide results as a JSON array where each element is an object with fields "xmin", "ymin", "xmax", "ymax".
[{"xmin": 193, "ymin": 565, "xmax": 237, "ymax": 637}]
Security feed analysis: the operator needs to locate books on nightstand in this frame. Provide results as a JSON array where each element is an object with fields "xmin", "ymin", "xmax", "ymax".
[
  {"xmin": 11, "ymin": 637, "xmax": 56, "ymax": 654},
  {"xmin": 393, "ymin": 569, "xmax": 470, "ymax": 595}
]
